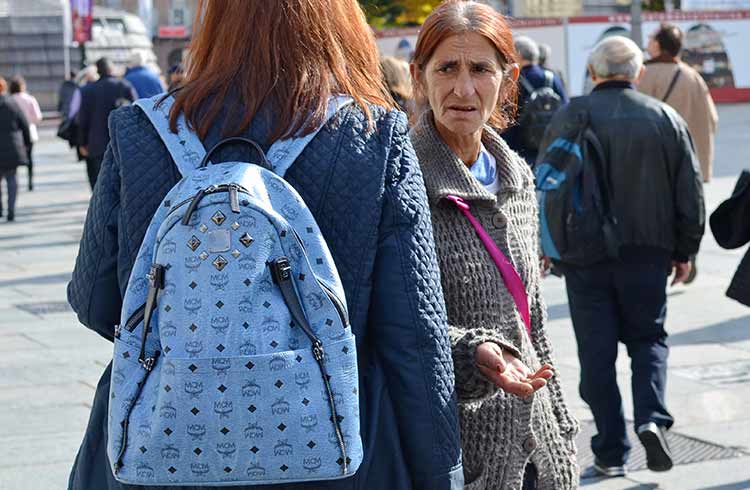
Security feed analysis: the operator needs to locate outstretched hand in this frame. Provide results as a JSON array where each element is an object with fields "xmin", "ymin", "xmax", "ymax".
[{"xmin": 475, "ymin": 342, "xmax": 554, "ymax": 398}]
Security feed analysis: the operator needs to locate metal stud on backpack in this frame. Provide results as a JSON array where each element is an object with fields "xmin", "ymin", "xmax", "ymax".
[{"xmin": 107, "ymin": 95, "xmax": 362, "ymax": 486}]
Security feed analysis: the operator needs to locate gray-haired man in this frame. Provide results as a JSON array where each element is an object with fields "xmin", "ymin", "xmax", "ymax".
[{"xmin": 539, "ymin": 36, "xmax": 705, "ymax": 478}]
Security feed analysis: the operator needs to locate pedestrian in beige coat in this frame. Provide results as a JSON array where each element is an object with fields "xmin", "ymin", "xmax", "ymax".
[
  {"xmin": 639, "ymin": 23, "xmax": 718, "ymax": 182},
  {"xmin": 409, "ymin": 2, "xmax": 578, "ymax": 489}
]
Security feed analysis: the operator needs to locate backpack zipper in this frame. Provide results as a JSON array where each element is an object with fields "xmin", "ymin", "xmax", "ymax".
[
  {"xmin": 138, "ymin": 264, "xmax": 165, "ymax": 365},
  {"xmin": 123, "ymin": 303, "xmax": 146, "ymax": 333},
  {"xmin": 177, "ymin": 183, "xmax": 250, "ymax": 225},
  {"xmin": 270, "ymin": 257, "xmax": 349, "ymax": 475}
]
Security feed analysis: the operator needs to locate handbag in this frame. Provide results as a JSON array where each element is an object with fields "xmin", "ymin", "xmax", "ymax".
[{"xmin": 446, "ymin": 195, "xmax": 531, "ymax": 335}]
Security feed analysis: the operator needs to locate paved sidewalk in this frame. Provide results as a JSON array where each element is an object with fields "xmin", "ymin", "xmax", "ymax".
[{"xmin": 1, "ymin": 107, "xmax": 749, "ymax": 489}]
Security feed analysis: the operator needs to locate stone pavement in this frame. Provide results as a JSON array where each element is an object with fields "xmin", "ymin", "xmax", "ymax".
[{"xmin": 0, "ymin": 107, "xmax": 749, "ymax": 490}]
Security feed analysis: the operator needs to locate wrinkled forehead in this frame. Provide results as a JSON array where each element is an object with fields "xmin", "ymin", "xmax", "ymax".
[{"xmin": 429, "ymin": 33, "xmax": 504, "ymax": 66}]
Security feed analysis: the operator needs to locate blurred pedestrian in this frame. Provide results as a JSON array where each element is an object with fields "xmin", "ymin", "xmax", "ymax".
[
  {"xmin": 0, "ymin": 76, "xmax": 31, "ymax": 222},
  {"xmin": 166, "ymin": 63, "xmax": 185, "ymax": 92},
  {"xmin": 501, "ymin": 35, "xmax": 567, "ymax": 165},
  {"xmin": 410, "ymin": 2, "xmax": 579, "ymax": 489},
  {"xmin": 10, "ymin": 76, "xmax": 41, "ymax": 191},
  {"xmin": 66, "ymin": 1, "xmax": 462, "ymax": 489},
  {"xmin": 538, "ymin": 42, "xmax": 567, "ymax": 90},
  {"xmin": 77, "ymin": 58, "xmax": 137, "ymax": 189},
  {"xmin": 123, "ymin": 51, "xmax": 165, "ymax": 98},
  {"xmin": 540, "ymin": 36, "xmax": 705, "ymax": 478},
  {"xmin": 380, "ymin": 55, "xmax": 412, "ymax": 113},
  {"xmin": 640, "ymin": 23, "xmax": 718, "ymax": 183},
  {"xmin": 58, "ymin": 71, "xmax": 78, "ymax": 119}
]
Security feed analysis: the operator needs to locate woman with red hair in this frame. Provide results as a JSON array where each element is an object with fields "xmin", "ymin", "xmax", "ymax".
[
  {"xmin": 410, "ymin": 2, "xmax": 579, "ymax": 488},
  {"xmin": 66, "ymin": 1, "xmax": 463, "ymax": 489}
]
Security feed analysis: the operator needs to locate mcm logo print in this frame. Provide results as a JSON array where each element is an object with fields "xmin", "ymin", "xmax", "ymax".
[
  {"xmin": 112, "ymin": 368, "xmax": 126, "ymax": 385},
  {"xmin": 161, "ymin": 321, "xmax": 177, "ymax": 338},
  {"xmin": 274, "ymin": 439, "xmax": 293, "ymax": 457},
  {"xmin": 214, "ymin": 400, "xmax": 233, "ymax": 418},
  {"xmin": 161, "ymin": 238, "xmax": 177, "ymax": 255},
  {"xmin": 187, "ymin": 423, "xmax": 207, "ymax": 441},
  {"xmin": 267, "ymin": 177, "xmax": 286, "ymax": 193},
  {"xmin": 268, "ymin": 355, "xmax": 289, "ymax": 372},
  {"xmin": 280, "ymin": 203, "xmax": 299, "ymax": 221},
  {"xmin": 159, "ymin": 402, "xmax": 177, "ymax": 419},
  {"xmin": 328, "ymin": 430, "xmax": 352, "ymax": 447},
  {"xmin": 288, "ymin": 243, "xmax": 303, "ymax": 263},
  {"xmin": 259, "ymin": 278, "xmax": 273, "ymax": 293},
  {"xmin": 216, "ymin": 442, "xmax": 237, "ymax": 458},
  {"xmin": 295, "ymin": 371, "xmax": 311, "ymax": 390},
  {"xmin": 212, "ymin": 358, "xmax": 231, "ymax": 376},
  {"xmin": 185, "ymin": 340, "xmax": 204, "ymax": 358},
  {"xmin": 244, "ymin": 422, "xmax": 264, "ymax": 440},
  {"xmin": 271, "ymin": 397, "xmax": 291, "ymax": 416},
  {"xmin": 239, "ymin": 340, "xmax": 257, "ymax": 356},
  {"xmin": 306, "ymin": 292, "xmax": 325, "ymax": 311},
  {"xmin": 184, "ymin": 256, "xmax": 201, "ymax": 274},
  {"xmin": 239, "ymin": 215, "xmax": 257, "ymax": 229},
  {"xmin": 262, "ymin": 317, "xmax": 281, "ymax": 334},
  {"xmin": 262, "ymin": 232, "xmax": 276, "ymax": 250},
  {"xmin": 160, "ymin": 444, "xmax": 180, "ymax": 460},
  {"xmin": 210, "ymin": 273, "xmax": 229, "ymax": 291},
  {"xmin": 246, "ymin": 462, "xmax": 267, "ymax": 478},
  {"xmin": 288, "ymin": 337, "xmax": 300, "ymax": 350},
  {"xmin": 303, "ymin": 457, "xmax": 322, "ymax": 474},
  {"xmin": 327, "ymin": 328, "xmax": 348, "ymax": 341},
  {"xmin": 191, "ymin": 463, "xmax": 210, "ymax": 478},
  {"xmin": 136, "ymin": 464, "xmax": 155, "ymax": 479},
  {"xmin": 324, "ymin": 390, "xmax": 344, "ymax": 407},
  {"xmin": 211, "ymin": 316, "xmax": 230, "ymax": 334},
  {"xmin": 300, "ymin": 414, "xmax": 318, "ymax": 433},
  {"xmin": 238, "ymin": 295, "xmax": 254, "ymax": 314},
  {"xmin": 238, "ymin": 255, "xmax": 257, "ymax": 272},
  {"xmin": 182, "ymin": 147, "xmax": 201, "ymax": 166},
  {"xmin": 131, "ymin": 277, "xmax": 149, "ymax": 295},
  {"xmin": 163, "ymin": 361, "xmax": 176, "ymax": 376},
  {"xmin": 137, "ymin": 422, "xmax": 152, "ymax": 438},
  {"xmin": 184, "ymin": 297, "xmax": 202, "ymax": 316},
  {"xmin": 164, "ymin": 281, "xmax": 177, "ymax": 296},
  {"xmin": 242, "ymin": 380, "xmax": 261, "ymax": 397},
  {"xmin": 139, "ymin": 246, "xmax": 154, "ymax": 263},
  {"xmin": 184, "ymin": 380, "xmax": 204, "ymax": 399}
]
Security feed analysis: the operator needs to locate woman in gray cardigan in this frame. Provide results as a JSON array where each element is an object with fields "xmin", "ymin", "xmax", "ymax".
[{"xmin": 408, "ymin": 2, "xmax": 578, "ymax": 489}]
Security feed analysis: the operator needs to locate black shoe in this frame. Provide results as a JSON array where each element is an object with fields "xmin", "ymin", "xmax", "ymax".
[
  {"xmin": 637, "ymin": 422, "xmax": 673, "ymax": 472},
  {"xmin": 7, "ymin": 214, "xmax": 14, "ymax": 222},
  {"xmin": 581, "ymin": 460, "xmax": 627, "ymax": 479},
  {"xmin": 685, "ymin": 256, "xmax": 697, "ymax": 284}
]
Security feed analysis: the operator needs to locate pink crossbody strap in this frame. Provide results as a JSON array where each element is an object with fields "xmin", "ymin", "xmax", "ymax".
[{"xmin": 446, "ymin": 195, "xmax": 532, "ymax": 335}]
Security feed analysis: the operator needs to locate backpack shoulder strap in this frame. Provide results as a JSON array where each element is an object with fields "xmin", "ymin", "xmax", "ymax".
[
  {"xmin": 518, "ymin": 74, "xmax": 535, "ymax": 95},
  {"xmin": 662, "ymin": 67, "xmax": 682, "ymax": 102},
  {"xmin": 134, "ymin": 95, "xmax": 208, "ymax": 177},
  {"xmin": 544, "ymin": 70, "xmax": 554, "ymax": 89},
  {"xmin": 267, "ymin": 95, "xmax": 353, "ymax": 177}
]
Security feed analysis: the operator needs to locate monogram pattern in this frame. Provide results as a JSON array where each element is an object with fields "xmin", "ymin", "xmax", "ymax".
[{"xmin": 108, "ymin": 96, "xmax": 362, "ymax": 486}]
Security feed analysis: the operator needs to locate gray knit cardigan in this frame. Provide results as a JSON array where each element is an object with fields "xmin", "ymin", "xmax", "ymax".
[{"xmin": 410, "ymin": 111, "xmax": 579, "ymax": 490}]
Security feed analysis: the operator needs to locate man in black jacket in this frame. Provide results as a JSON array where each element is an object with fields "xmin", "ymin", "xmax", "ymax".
[
  {"xmin": 0, "ymin": 76, "xmax": 31, "ymax": 222},
  {"xmin": 540, "ymin": 36, "xmax": 704, "ymax": 478},
  {"xmin": 77, "ymin": 58, "xmax": 136, "ymax": 189}
]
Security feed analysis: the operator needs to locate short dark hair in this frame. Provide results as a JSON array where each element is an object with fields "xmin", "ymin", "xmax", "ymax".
[
  {"xmin": 9, "ymin": 76, "xmax": 24, "ymax": 94},
  {"xmin": 655, "ymin": 23, "xmax": 683, "ymax": 58},
  {"xmin": 96, "ymin": 57, "xmax": 112, "ymax": 77}
]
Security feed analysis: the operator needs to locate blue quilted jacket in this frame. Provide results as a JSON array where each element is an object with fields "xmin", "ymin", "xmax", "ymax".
[{"xmin": 67, "ymin": 101, "xmax": 463, "ymax": 490}]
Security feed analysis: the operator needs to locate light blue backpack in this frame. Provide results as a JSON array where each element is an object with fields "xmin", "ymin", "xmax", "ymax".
[{"xmin": 107, "ymin": 95, "xmax": 362, "ymax": 486}]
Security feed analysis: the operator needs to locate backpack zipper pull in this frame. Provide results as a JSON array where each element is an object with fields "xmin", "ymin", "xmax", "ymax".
[
  {"xmin": 138, "ymin": 264, "xmax": 165, "ymax": 365},
  {"xmin": 229, "ymin": 184, "xmax": 241, "ymax": 214}
]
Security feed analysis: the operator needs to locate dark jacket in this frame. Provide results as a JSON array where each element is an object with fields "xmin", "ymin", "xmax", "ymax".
[
  {"xmin": 539, "ymin": 81, "xmax": 705, "ymax": 263},
  {"xmin": 66, "ymin": 102, "xmax": 463, "ymax": 490},
  {"xmin": 0, "ymin": 95, "xmax": 31, "ymax": 170},
  {"xmin": 502, "ymin": 63, "xmax": 567, "ymax": 163},
  {"xmin": 77, "ymin": 75, "xmax": 137, "ymax": 158},
  {"xmin": 124, "ymin": 66, "xmax": 166, "ymax": 99}
]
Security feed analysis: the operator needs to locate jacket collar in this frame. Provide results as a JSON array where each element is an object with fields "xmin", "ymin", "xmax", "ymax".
[
  {"xmin": 592, "ymin": 80, "xmax": 635, "ymax": 92},
  {"xmin": 410, "ymin": 110, "xmax": 529, "ymax": 206},
  {"xmin": 645, "ymin": 54, "xmax": 679, "ymax": 64}
]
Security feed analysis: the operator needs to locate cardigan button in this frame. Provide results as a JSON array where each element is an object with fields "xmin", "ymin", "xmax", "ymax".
[
  {"xmin": 492, "ymin": 212, "xmax": 507, "ymax": 228},
  {"xmin": 523, "ymin": 436, "xmax": 538, "ymax": 453}
]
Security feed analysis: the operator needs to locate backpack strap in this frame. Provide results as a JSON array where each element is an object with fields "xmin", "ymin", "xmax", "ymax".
[
  {"xmin": 267, "ymin": 95, "xmax": 353, "ymax": 177},
  {"xmin": 518, "ymin": 74, "xmax": 535, "ymax": 95},
  {"xmin": 134, "ymin": 95, "xmax": 208, "ymax": 177},
  {"xmin": 543, "ymin": 69, "xmax": 554, "ymax": 89},
  {"xmin": 662, "ymin": 67, "xmax": 682, "ymax": 102}
]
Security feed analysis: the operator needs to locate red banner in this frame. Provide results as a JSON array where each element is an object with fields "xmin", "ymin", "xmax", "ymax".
[{"xmin": 71, "ymin": 0, "xmax": 93, "ymax": 44}]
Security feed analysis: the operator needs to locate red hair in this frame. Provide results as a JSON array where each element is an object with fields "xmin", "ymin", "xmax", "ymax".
[
  {"xmin": 170, "ymin": 0, "xmax": 393, "ymax": 140},
  {"xmin": 411, "ymin": 0, "xmax": 518, "ymax": 129}
]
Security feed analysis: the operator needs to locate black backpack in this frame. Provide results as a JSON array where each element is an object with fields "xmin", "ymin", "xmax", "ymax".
[
  {"xmin": 534, "ymin": 104, "xmax": 619, "ymax": 266},
  {"xmin": 519, "ymin": 70, "xmax": 563, "ymax": 152}
]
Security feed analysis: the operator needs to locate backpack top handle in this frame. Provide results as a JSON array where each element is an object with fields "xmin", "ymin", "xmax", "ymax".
[{"xmin": 199, "ymin": 136, "xmax": 272, "ymax": 170}]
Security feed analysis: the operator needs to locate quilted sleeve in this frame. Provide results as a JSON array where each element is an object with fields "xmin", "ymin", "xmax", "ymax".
[
  {"xmin": 67, "ymin": 123, "xmax": 123, "ymax": 342},
  {"xmin": 368, "ymin": 111, "xmax": 463, "ymax": 490}
]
